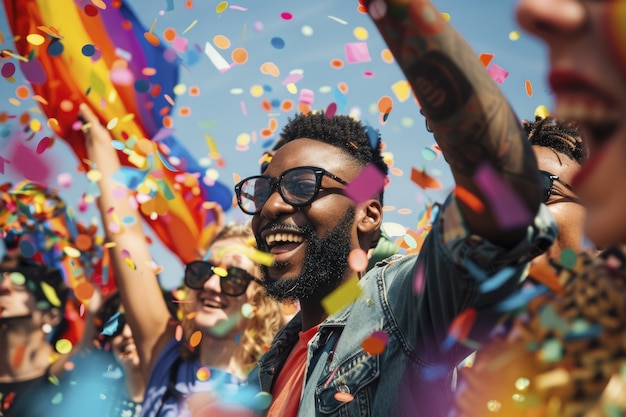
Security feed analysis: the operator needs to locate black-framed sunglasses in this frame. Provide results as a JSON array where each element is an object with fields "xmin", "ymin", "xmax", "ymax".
[
  {"xmin": 234, "ymin": 166, "xmax": 349, "ymax": 215},
  {"xmin": 539, "ymin": 170, "xmax": 581, "ymax": 204},
  {"xmin": 184, "ymin": 260, "xmax": 260, "ymax": 296}
]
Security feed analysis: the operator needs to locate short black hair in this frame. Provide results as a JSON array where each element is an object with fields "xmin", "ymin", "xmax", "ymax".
[
  {"xmin": 275, "ymin": 112, "xmax": 389, "ymax": 203},
  {"xmin": 523, "ymin": 116, "xmax": 588, "ymax": 165}
]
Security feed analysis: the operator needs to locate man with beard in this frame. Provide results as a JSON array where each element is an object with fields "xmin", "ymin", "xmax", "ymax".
[{"xmin": 233, "ymin": 0, "xmax": 557, "ymax": 416}]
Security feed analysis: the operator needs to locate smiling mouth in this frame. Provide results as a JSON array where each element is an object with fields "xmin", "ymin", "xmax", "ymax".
[{"xmin": 200, "ymin": 298, "xmax": 227, "ymax": 309}]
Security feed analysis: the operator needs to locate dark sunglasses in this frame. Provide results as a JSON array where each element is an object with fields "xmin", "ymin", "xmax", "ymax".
[
  {"xmin": 539, "ymin": 170, "xmax": 581, "ymax": 204},
  {"xmin": 234, "ymin": 166, "xmax": 348, "ymax": 215},
  {"xmin": 184, "ymin": 260, "xmax": 259, "ymax": 296}
]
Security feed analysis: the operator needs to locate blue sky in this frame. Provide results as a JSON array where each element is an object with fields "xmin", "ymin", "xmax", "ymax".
[{"xmin": 0, "ymin": 0, "xmax": 552, "ymax": 288}]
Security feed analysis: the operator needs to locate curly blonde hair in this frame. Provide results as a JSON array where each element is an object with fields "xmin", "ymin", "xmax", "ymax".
[{"xmin": 178, "ymin": 223, "xmax": 284, "ymax": 378}]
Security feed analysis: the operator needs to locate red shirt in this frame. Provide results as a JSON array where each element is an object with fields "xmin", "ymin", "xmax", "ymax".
[{"xmin": 267, "ymin": 325, "xmax": 320, "ymax": 417}]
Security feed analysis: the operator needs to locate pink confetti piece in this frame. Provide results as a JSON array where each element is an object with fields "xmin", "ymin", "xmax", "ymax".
[
  {"xmin": 57, "ymin": 173, "xmax": 73, "ymax": 188},
  {"xmin": 413, "ymin": 260, "xmax": 425, "ymax": 294},
  {"xmin": 229, "ymin": 5, "xmax": 247, "ymax": 11},
  {"xmin": 8, "ymin": 141, "xmax": 52, "ymax": 182},
  {"xmin": 343, "ymin": 163, "xmax": 386, "ymax": 205},
  {"xmin": 36, "ymin": 136, "xmax": 52, "ymax": 154},
  {"xmin": 345, "ymin": 42, "xmax": 371, "ymax": 64},
  {"xmin": 240, "ymin": 100, "xmax": 247, "ymax": 116},
  {"xmin": 282, "ymin": 73, "xmax": 303, "ymax": 85},
  {"xmin": 473, "ymin": 162, "xmax": 532, "ymax": 229},
  {"xmin": 486, "ymin": 63, "xmax": 509, "ymax": 85},
  {"xmin": 325, "ymin": 102, "xmax": 337, "ymax": 118},
  {"xmin": 280, "ymin": 12, "xmax": 293, "ymax": 20},
  {"xmin": 172, "ymin": 36, "xmax": 189, "ymax": 53}
]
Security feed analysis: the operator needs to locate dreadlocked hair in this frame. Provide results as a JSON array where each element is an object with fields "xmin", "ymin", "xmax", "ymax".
[
  {"xmin": 178, "ymin": 223, "xmax": 284, "ymax": 378},
  {"xmin": 276, "ymin": 111, "xmax": 389, "ymax": 203},
  {"xmin": 522, "ymin": 116, "xmax": 588, "ymax": 165}
]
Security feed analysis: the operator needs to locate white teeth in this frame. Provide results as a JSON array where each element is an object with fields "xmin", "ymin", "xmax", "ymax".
[
  {"xmin": 265, "ymin": 233, "xmax": 303, "ymax": 245},
  {"xmin": 554, "ymin": 98, "xmax": 620, "ymax": 125}
]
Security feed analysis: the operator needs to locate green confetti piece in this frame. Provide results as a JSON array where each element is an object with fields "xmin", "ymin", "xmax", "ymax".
[{"xmin": 560, "ymin": 247, "xmax": 577, "ymax": 269}]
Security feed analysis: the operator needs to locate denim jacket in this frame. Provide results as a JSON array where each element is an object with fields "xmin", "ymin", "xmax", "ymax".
[{"xmin": 249, "ymin": 199, "xmax": 556, "ymax": 417}]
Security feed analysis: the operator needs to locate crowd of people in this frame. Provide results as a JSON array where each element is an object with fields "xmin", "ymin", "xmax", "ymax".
[{"xmin": 1, "ymin": 0, "xmax": 625, "ymax": 415}]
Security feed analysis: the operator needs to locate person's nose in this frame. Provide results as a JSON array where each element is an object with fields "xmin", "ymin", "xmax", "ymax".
[
  {"xmin": 203, "ymin": 273, "xmax": 222, "ymax": 293},
  {"xmin": 259, "ymin": 186, "xmax": 297, "ymax": 221},
  {"xmin": 516, "ymin": 0, "xmax": 587, "ymax": 40}
]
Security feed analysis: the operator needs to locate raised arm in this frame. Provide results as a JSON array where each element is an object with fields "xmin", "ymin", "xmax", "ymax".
[
  {"xmin": 80, "ymin": 104, "xmax": 175, "ymax": 381},
  {"xmin": 368, "ymin": 0, "xmax": 542, "ymax": 246}
]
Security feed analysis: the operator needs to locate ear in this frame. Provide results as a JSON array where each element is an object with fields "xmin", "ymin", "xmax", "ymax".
[{"xmin": 356, "ymin": 199, "xmax": 383, "ymax": 251}]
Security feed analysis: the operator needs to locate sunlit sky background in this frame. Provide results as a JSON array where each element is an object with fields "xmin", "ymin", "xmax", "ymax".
[{"xmin": 0, "ymin": 0, "xmax": 552, "ymax": 288}]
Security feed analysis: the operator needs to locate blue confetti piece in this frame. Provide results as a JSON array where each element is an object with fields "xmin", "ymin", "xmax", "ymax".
[
  {"xmin": 463, "ymin": 258, "xmax": 488, "ymax": 282},
  {"xmin": 111, "ymin": 166, "xmax": 149, "ymax": 190},
  {"xmin": 365, "ymin": 124, "xmax": 379, "ymax": 150},
  {"xmin": 101, "ymin": 311, "xmax": 122, "ymax": 336},
  {"xmin": 441, "ymin": 334, "xmax": 456, "ymax": 352},
  {"xmin": 165, "ymin": 0, "xmax": 174, "ymax": 11},
  {"xmin": 332, "ymin": 86, "xmax": 347, "ymax": 112},
  {"xmin": 492, "ymin": 284, "xmax": 548, "ymax": 313},
  {"xmin": 421, "ymin": 363, "xmax": 448, "ymax": 381},
  {"xmin": 478, "ymin": 267, "xmax": 515, "ymax": 293},
  {"xmin": 564, "ymin": 322, "xmax": 603, "ymax": 342}
]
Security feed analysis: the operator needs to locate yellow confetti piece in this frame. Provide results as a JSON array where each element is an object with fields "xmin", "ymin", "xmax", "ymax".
[
  {"xmin": 216, "ymin": 1, "xmax": 228, "ymax": 13},
  {"xmin": 63, "ymin": 246, "xmax": 82, "ymax": 259},
  {"xmin": 353, "ymin": 26, "xmax": 368, "ymax": 41},
  {"xmin": 509, "ymin": 30, "xmax": 520, "ymax": 41},
  {"xmin": 441, "ymin": 12, "xmax": 451, "ymax": 21},
  {"xmin": 390, "ymin": 80, "xmax": 411, "ymax": 102},
  {"xmin": 241, "ymin": 246, "xmax": 275, "ymax": 267},
  {"xmin": 26, "ymin": 33, "xmax": 45, "ymax": 46},
  {"xmin": 40, "ymin": 281, "xmax": 62, "ymax": 307},
  {"xmin": 127, "ymin": 152, "xmax": 147, "ymax": 169},
  {"xmin": 182, "ymin": 19, "xmax": 198, "ymax": 35},
  {"xmin": 534, "ymin": 104, "xmax": 550, "ymax": 119},
  {"xmin": 321, "ymin": 277, "xmax": 362, "ymax": 316},
  {"xmin": 86, "ymin": 169, "xmax": 102, "ymax": 182},
  {"xmin": 197, "ymin": 366, "xmax": 211, "ymax": 381},
  {"xmin": 124, "ymin": 257, "xmax": 136, "ymax": 270},
  {"xmin": 55, "ymin": 338, "xmax": 73, "ymax": 354}
]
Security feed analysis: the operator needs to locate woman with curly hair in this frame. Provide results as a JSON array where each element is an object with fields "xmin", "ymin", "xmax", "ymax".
[{"xmin": 80, "ymin": 103, "xmax": 285, "ymax": 417}]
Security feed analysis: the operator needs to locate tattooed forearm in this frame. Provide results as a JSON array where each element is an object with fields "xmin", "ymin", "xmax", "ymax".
[
  {"xmin": 370, "ymin": 0, "xmax": 538, "ymax": 183},
  {"xmin": 369, "ymin": 0, "xmax": 542, "ymax": 243}
]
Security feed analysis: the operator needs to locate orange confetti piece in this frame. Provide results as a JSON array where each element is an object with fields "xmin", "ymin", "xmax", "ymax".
[
  {"xmin": 454, "ymin": 185, "xmax": 485, "ymax": 212},
  {"xmin": 12, "ymin": 344, "xmax": 26, "ymax": 369},
  {"xmin": 330, "ymin": 58, "xmax": 344, "ymax": 69},
  {"xmin": 361, "ymin": 336, "xmax": 386, "ymax": 355},
  {"xmin": 525, "ymin": 79, "xmax": 533, "ymax": 97},
  {"xmin": 479, "ymin": 53, "xmax": 494, "ymax": 67},
  {"xmin": 74, "ymin": 281, "xmax": 95, "ymax": 301},
  {"xmin": 144, "ymin": 32, "xmax": 160, "ymax": 47},
  {"xmin": 189, "ymin": 330, "xmax": 202, "ymax": 347},
  {"xmin": 377, "ymin": 95, "xmax": 393, "ymax": 114},
  {"xmin": 448, "ymin": 308, "xmax": 476, "ymax": 341},
  {"xmin": 232, "ymin": 47, "xmax": 248, "ymax": 64},
  {"xmin": 528, "ymin": 263, "xmax": 563, "ymax": 295},
  {"xmin": 410, "ymin": 167, "xmax": 442, "ymax": 190},
  {"xmin": 213, "ymin": 34, "xmax": 231, "ymax": 49},
  {"xmin": 163, "ymin": 27, "xmax": 176, "ymax": 42},
  {"xmin": 334, "ymin": 392, "xmax": 354, "ymax": 403}
]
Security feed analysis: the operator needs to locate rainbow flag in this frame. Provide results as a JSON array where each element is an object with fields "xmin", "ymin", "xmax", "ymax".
[{"xmin": 2, "ymin": 0, "xmax": 231, "ymax": 263}]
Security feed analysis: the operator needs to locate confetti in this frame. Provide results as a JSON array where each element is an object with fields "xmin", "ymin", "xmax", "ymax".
[
  {"xmin": 321, "ymin": 277, "xmax": 362, "ymax": 315},
  {"xmin": 343, "ymin": 163, "xmax": 386, "ymax": 204}
]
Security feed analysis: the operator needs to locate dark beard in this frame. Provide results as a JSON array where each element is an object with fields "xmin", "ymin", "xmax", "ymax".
[{"xmin": 262, "ymin": 208, "xmax": 354, "ymax": 302}]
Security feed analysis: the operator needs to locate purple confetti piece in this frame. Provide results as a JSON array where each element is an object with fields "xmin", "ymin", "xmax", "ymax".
[{"xmin": 473, "ymin": 162, "xmax": 532, "ymax": 230}]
